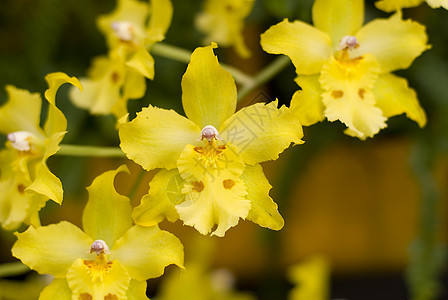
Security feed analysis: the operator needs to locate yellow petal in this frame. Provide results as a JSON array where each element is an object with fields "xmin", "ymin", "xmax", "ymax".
[
  {"xmin": 44, "ymin": 72, "xmax": 82, "ymax": 135},
  {"xmin": 374, "ymin": 74, "xmax": 426, "ymax": 127},
  {"xmin": 27, "ymin": 132, "xmax": 66, "ymax": 204},
  {"xmin": 111, "ymin": 225, "xmax": 184, "ymax": 280},
  {"xmin": 182, "ymin": 44, "xmax": 237, "ymax": 129},
  {"xmin": 147, "ymin": 0, "xmax": 173, "ymax": 41},
  {"xmin": 119, "ymin": 105, "xmax": 201, "ymax": 171},
  {"xmin": 157, "ymin": 264, "xmax": 214, "ymax": 299},
  {"xmin": 39, "ymin": 278, "xmax": 72, "ymax": 300},
  {"xmin": 195, "ymin": 0, "xmax": 254, "ymax": 58},
  {"xmin": 312, "ymin": 0, "xmax": 364, "ymax": 47},
  {"xmin": 241, "ymin": 164, "xmax": 284, "ymax": 231},
  {"xmin": 67, "ymin": 258, "xmax": 130, "ymax": 300},
  {"xmin": 12, "ymin": 221, "xmax": 93, "ymax": 277},
  {"xmin": 290, "ymin": 75, "xmax": 325, "ymax": 126},
  {"xmin": 352, "ymin": 13, "xmax": 429, "ymax": 73},
  {"xmin": 0, "ymin": 85, "xmax": 44, "ymax": 137},
  {"xmin": 427, "ymin": 0, "xmax": 448, "ymax": 9},
  {"xmin": 39, "ymin": 279, "xmax": 72, "ymax": 300},
  {"xmin": 288, "ymin": 256, "xmax": 330, "ymax": 300},
  {"xmin": 320, "ymin": 55, "xmax": 387, "ymax": 139},
  {"xmin": 113, "ymin": 68, "xmax": 147, "ymax": 119},
  {"xmin": 219, "ymin": 100, "xmax": 303, "ymax": 165},
  {"xmin": 127, "ymin": 280, "xmax": 149, "ymax": 300},
  {"xmin": 122, "ymin": 69, "xmax": 146, "ymax": 100},
  {"xmin": 82, "ymin": 165, "xmax": 133, "ymax": 247},
  {"xmin": 375, "ymin": 0, "xmax": 424, "ymax": 12},
  {"xmin": 176, "ymin": 175, "xmax": 250, "ymax": 237},
  {"xmin": 0, "ymin": 179, "xmax": 30, "ymax": 231},
  {"xmin": 126, "ymin": 47, "xmax": 155, "ymax": 79},
  {"xmin": 25, "ymin": 72, "xmax": 81, "ymax": 206},
  {"xmin": 260, "ymin": 19, "xmax": 332, "ymax": 75},
  {"xmin": 133, "ymin": 169, "xmax": 182, "ymax": 227},
  {"xmin": 69, "ymin": 56, "xmax": 124, "ymax": 115},
  {"xmin": 0, "ymin": 150, "xmax": 41, "ymax": 230}
]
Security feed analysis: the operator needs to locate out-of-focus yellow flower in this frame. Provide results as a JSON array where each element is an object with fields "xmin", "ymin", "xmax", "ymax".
[
  {"xmin": 375, "ymin": 0, "xmax": 448, "ymax": 12},
  {"xmin": 12, "ymin": 165, "xmax": 184, "ymax": 300},
  {"xmin": 158, "ymin": 266, "xmax": 256, "ymax": 300},
  {"xmin": 119, "ymin": 44, "xmax": 303, "ymax": 236},
  {"xmin": 288, "ymin": 256, "xmax": 330, "ymax": 300},
  {"xmin": 0, "ymin": 73, "xmax": 81, "ymax": 230},
  {"xmin": 69, "ymin": 0, "xmax": 173, "ymax": 118},
  {"xmin": 158, "ymin": 236, "xmax": 256, "ymax": 300},
  {"xmin": 261, "ymin": 0, "xmax": 429, "ymax": 139},
  {"xmin": 196, "ymin": 0, "xmax": 254, "ymax": 58}
]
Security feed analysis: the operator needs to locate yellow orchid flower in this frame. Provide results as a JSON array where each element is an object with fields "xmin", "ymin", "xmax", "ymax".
[
  {"xmin": 0, "ymin": 73, "xmax": 81, "ymax": 230},
  {"xmin": 375, "ymin": 0, "xmax": 448, "ymax": 12},
  {"xmin": 260, "ymin": 0, "xmax": 429, "ymax": 139},
  {"xmin": 12, "ymin": 165, "xmax": 184, "ymax": 300},
  {"xmin": 119, "ymin": 44, "xmax": 303, "ymax": 236},
  {"xmin": 158, "ymin": 235, "xmax": 256, "ymax": 300},
  {"xmin": 288, "ymin": 256, "xmax": 330, "ymax": 300},
  {"xmin": 69, "ymin": 54, "xmax": 146, "ymax": 118},
  {"xmin": 196, "ymin": 0, "xmax": 254, "ymax": 58},
  {"xmin": 158, "ymin": 265, "xmax": 256, "ymax": 300},
  {"xmin": 69, "ymin": 0, "xmax": 173, "ymax": 119}
]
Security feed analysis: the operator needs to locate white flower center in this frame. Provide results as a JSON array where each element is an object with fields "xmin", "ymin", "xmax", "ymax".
[
  {"xmin": 111, "ymin": 21, "xmax": 135, "ymax": 42},
  {"xmin": 7, "ymin": 131, "xmax": 36, "ymax": 152},
  {"xmin": 89, "ymin": 239, "xmax": 110, "ymax": 255},
  {"xmin": 199, "ymin": 125, "xmax": 222, "ymax": 142},
  {"xmin": 338, "ymin": 35, "xmax": 359, "ymax": 51}
]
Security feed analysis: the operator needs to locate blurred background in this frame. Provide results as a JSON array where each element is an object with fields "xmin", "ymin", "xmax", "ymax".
[{"xmin": 0, "ymin": 0, "xmax": 447, "ymax": 299}]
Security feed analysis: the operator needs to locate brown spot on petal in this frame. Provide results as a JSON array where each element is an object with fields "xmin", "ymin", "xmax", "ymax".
[
  {"xmin": 80, "ymin": 293, "xmax": 93, "ymax": 300},
  {"xmin": 104, "ymin": 294, "xmax": 119, "ymax": 300},
  {"xmin": 331, "ymin": 90, "xmax": 344, "ymax": 99},
  {"xmin": 192, "ymin": 181, "xmax": 204, "ymax": 193},
  {"xmin": 17, "ymin": 184, "xmax": 26, "ymax": 194},
  {"xmin": 111, "ymin": 72, "xmax": 120, "ymax": 84},
  {"xmin": 358, "ymin": 88, "xmax": 365, "ymax": 99},
  {"xmin": 223, "ymin": 179, "xmax": 235, "ymax": 190},
  {"xmin": 225, "ymin": 4, "xmax": 234, "ymax": 12}
]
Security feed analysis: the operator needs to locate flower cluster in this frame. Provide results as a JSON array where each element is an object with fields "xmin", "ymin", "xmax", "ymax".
[
  {"xmin": 69, "ymin": 0, "xmax": 173, "ymax": 118},
  {"xmin": 1, "ymin": 0, "xmax": 443, "ymax": 298},
  {"xmin": 261, "ymin": 0, "xmax": 428, "ymax": 139}
]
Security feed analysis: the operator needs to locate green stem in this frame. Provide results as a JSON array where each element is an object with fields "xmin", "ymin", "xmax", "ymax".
[
  {"xmin": 0, "ymin": 262, "xmax": 30, "ymax": 278},
  {"xmin": 57, "ymin": 144, "xmax": 125, "ymax": 157},
  {"xmin": 128, "ymin": 169, "xmax": 146, "ymax": 201},
  {"xmin": 151, "ymin": 43, "xmax": 255, "ymax": 86},
  {"xmin": 151, "ymin": 42, "xmax": 191, "ymax": 64},
  {"xmin": 237, "ymin": 56, "xmax": 290, "ymax": 102}
]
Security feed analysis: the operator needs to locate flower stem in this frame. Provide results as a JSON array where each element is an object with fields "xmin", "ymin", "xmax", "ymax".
[
  {"xmin": 0, "ymin": 262, "xmax": 30, "ymax": 278},
  {"xmin": 128, "ymin": 169, "xmax": 146, "ymax": 201},
  {"xmin": 151, "ymin": 43, "xmax": 255, "ymax": 86},
  {"xmin": 237, "ymin": 56, "xmax": 290, "ymax": 102},
  {"xmin": 57, "ymin": 144, "xmax": 125, "ymax": 157}
]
